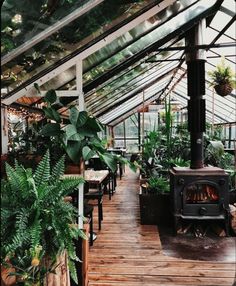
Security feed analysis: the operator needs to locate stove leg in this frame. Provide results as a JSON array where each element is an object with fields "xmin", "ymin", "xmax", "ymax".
[
  {"xmin": 173, "ymin": 217, "xmax": 179, "ymax": 236},
  {"xmin": 224, "ymin": 210, "xmax": 231, "ymax": 237}
]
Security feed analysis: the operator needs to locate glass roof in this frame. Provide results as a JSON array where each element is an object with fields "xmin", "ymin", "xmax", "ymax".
[{"xmin": 1, "ymin": 0, "xmax": 236, "ymax": 127}]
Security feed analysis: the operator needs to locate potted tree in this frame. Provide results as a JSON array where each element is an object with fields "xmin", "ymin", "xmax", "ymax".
[
  {"xmin": 1, "ymin": 150, "xmax": 86, "ymax": 285},
  {"xmin": 139, "ymin": 176, "xmax": 171, "ymax": 225},
  {"xmin": 208, "ymin": 58, "xmax": 236, "ymax": 97}
]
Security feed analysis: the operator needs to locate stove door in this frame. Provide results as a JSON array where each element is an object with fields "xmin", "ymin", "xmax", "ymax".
[{"xmin": 183, "ymin": 180, "xmax": 221, "ymax": 216}]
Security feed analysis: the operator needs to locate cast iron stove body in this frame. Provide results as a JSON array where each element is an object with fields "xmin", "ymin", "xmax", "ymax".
[{"xmin": 170, "ymin": 167, "xmax": 230, "ymax": 235}]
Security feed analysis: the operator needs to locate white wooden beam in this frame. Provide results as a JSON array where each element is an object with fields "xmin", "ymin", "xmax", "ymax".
[
  {"xmin": 2, "ymin": 1, "xmax": 174, "ymax": 105},
  {"xmin": 76, "ymin": 60, "xmax": 85, "ymax": 111},
  {"xmin": 27, "ymin": 90, "xmax": 78, "ymax": 97},
  {"xmin": 1, "ymin": 106, "xmax": 8, "ymax": 154}
]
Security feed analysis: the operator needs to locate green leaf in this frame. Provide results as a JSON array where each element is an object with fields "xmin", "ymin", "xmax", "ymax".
[
  {"xmin": 66, "ymin": 141, "xmax": 82, "ymax": 163},
  {"xmin": 34, "ymin": 83, "xmax": 41, "ymax": 94},
  {"xmin": 42, "ymin": 106, "xmax": 61, "ymax": 123},
  {"xmin": 65, "ymin": 124, "xmax": 77, "ymax": 138},
  {"xmin": 82, "ymin": 146, "xmax": 95, "ymax": 161},
  {"xmin": 76, "ymin": 111, "xmax": 88, "ymax": 128},
  {"xmin": 85, "ymin": 117, "xmax": 104, "ymax": 132},
  {"xmin": 99, "ymin": 153, "xmax": 117, "ymax": 173},
  {"xmin": 69, "ymin": 106, "xmax": 79, "ymax": 126},
  {"xmin": 41, "ymin": 123, "xmax": 61, "ymax": 136},
  {"xmin": 34, "ymin": 150, "xmax": 50, "ymax": 186},
  {"xmin": 45, "ymin": 90, "xmax": 57, "ymax": 104},
  {"xmin": 52, "ymin": 108, "xmax": 61, "ymax": 123}
]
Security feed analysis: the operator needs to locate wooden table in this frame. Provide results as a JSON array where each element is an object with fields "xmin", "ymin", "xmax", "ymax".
[{"xmin": 84, "ymin": 170, "xmax": 109, "ymax": 187}]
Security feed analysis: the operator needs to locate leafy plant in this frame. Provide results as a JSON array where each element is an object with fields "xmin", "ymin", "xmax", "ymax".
[
  {"xmin": 208, "ymin": 58, "xmax": 236, "ymax": 87},
  {"xmin": 1, "ymin": 150, "xmax": 86, "ymax": 285},
  {"xmin": 145, "ymin": 176, "xmax": 170, "ymax": 194},
  {"xmin": 40, "ymin": 90, "xmax": 129, "ymax": 173}
]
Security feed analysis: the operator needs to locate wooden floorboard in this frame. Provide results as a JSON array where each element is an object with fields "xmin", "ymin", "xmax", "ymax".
[{"xmin": 88, "ymin": 168, "xmax": 236, "ymax": 286}]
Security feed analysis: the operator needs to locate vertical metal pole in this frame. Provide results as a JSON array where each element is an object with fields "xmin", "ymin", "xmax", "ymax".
[
  {"xmin": 142, "ymin": 90, "xmax": 145, "ymax": 152},
  {"xmin": 76, "ymin": 60, "xmax": 84, "ymax": 229},
  {"xmin": 1, "ymin": 106, "xmax": 8, "ymax": 154},
  {"xmin": 212, "ymin": 88, "xmax": 215, "ymax": 137},
  {"xmin": 138, "ymin": 112, "xmax": 141, "ymax": 152},
  {"xmin": 123, "ymin": 121, "xmax": 126, "ymax": 149},
  {"xmin": 185, "ymin": 19, "xmax": 206, "ymax": 169},
  {"xmin": 76, "ymin": 60, "xmax": 85, "ymax": 112}
]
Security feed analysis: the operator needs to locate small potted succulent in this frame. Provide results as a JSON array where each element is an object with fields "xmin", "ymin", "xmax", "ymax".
[{"xmin": 208, "ymin": 58, "xmax": 236, "ymax": 97}]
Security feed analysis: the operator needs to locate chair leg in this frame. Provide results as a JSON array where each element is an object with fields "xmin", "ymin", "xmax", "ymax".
[
  {"xmin": 90, "ymin": 213, "xmax": 93, "ymax": 246},
  {"xmin": 98, "ymin": 199, "xmax": 103, "ymax": 230}
]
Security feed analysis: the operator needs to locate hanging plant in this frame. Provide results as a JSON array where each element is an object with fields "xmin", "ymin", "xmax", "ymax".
[{"xmin": 208, "ymin": 58, "xmax": 236, "ymax": 97}]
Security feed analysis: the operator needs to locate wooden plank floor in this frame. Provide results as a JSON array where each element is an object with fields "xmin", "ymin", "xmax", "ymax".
[{"xmin": 88, "ymin": 168, "xmax": 236, "ymax": 286}]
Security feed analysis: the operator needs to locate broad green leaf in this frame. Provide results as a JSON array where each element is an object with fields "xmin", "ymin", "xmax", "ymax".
[
  {"xmin": 65, "ymin": 124, "xmax": 77, "ymax": 138},
  {"xmin": 99, "ymin": 153, "xmax": 117, "ymax": 173},
  {"xmin": 82, "ymin": 146, "xmax": 95, "ymax": 161},
  {"xmin": 41, "ymin": 123, "xmax": 61, "ymax": 136},
  {"xmin": 45, "ymin": 90, "xmax": 57, "ymax": 104},
  {"xmin": 69, "ymin": 106, "xmax": 79, "ymax": 126},
  {"xmin": 77, "ymin": 111, "xmax": 88, "ymax": 128},
  {"xmin": 52, "ymin": 109, "xmax": 61, "ymax": 123},
  {"xmin": 66, "ymin": 141, "xmax": 81, "ymax": 163},
  {"xmin": 42, "ymin": 106, "xmax": 61, "ymax": 123},
  {"xmin": 85, "ymin": 117, "xmax": 104, "ymax": 132}
]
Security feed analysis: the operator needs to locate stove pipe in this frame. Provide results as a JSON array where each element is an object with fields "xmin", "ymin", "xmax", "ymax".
[{"xmin": 185, "ymin": 19, "xmax": 206, "ymax": 169}]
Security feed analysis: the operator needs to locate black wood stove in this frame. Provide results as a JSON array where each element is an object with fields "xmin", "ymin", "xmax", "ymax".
[
  {"xmin": 170, "ymin": 167, "xmax": 230, "ymax": 235},
  {"xmin": 170, "ymin": 20, "xmax": 230, "ymax": 235}
]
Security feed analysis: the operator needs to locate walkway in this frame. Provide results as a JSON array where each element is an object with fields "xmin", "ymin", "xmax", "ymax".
[{"xmin": 88, "ymin": 168, "xmax": 236, "ymax": 286}]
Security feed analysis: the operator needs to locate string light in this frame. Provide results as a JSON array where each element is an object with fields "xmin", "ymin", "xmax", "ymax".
[{"xmin": 7, "ymin": 106, "xmax": 44, "ymax": 121}]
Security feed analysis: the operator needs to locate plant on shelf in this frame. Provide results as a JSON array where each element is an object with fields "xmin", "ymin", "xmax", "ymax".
[
  {"xmin": 1, "ymin": 150, "xmax": 86, "ymax": 285},
  {"xmin": 208, "ymin": 57, "xmax": 236, "ymax": 96}
]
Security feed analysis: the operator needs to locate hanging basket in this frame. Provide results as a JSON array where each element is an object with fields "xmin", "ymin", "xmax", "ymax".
[{"xmin": 214, "ymin": 83, "xmax": 233, "ymax": 97}]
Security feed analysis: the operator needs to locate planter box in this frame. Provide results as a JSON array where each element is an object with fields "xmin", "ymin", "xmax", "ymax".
[{"xmin": 139, "ymin": 189, "xmax": 171, "ymax": 225}]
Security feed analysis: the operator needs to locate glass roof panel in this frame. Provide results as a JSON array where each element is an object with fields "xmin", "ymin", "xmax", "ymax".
[
  {"xmin": 2, "ymin": 0, "xmax": 218, "ymax": 102},
  {"xmin": 99, "ymin": 78, "xmax": 170, "ymax": 125},
  {"xmin": 1, "ymin": 0, "xmax": 93, "ymax": 56},
  {"xmin": 1, "ymin": 0, "xmax": 157, "ymax": 90}
]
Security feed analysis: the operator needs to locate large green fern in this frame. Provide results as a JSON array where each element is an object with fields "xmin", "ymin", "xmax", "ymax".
[{"xmin": 1, "ymin": 150, "xmax": 85, "ymax": 285}]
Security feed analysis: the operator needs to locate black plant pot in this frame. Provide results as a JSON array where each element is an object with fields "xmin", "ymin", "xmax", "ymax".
[{"xmin": 139, "ymin": 191, "xmax": 171, "ymax": 225}]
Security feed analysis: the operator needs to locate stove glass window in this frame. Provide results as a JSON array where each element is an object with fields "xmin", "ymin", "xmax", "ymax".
[{"xmin": 185, "ymin": 182, "xmax": 219, "ymax": 204}]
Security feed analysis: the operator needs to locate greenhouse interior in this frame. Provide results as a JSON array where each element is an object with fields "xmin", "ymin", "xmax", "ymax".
[{"xmin": 1, "ymin": 0, "xmax": 236, "ymax": 285}]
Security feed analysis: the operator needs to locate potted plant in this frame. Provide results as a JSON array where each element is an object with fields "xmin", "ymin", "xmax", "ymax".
[
  {"xmin": 1, "ymin": 150, "xmax": 86, "ymax": 285},
  {"xmin": 208, "ymin": 58, "xmax": 236, "ymax": 96},
  {"xmin": 139, "ymin": 176, "xmax": 171, "ymax": 225},
  {"xmin": 39, "ymin": 90, "xmax": 123, "ymax": 174}
]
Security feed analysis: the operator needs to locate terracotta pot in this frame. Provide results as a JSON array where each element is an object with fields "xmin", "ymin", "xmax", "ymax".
[
  {"xmin": 1, "ymin": 264, "xmax": 16, "ymax": 286},
  {"xmin": 214, "ymin": 83, "xmax": 233, "ymax": 97}
]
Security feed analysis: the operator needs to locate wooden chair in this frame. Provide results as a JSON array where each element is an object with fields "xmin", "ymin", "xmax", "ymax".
[{"xmin": 84, "ymin": 181, "xmax": 103, "ymax": 230}]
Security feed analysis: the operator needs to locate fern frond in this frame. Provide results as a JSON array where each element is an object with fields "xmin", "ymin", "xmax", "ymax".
[
  {"xmin": 51, "ymin": 155, "xmax": 65, "ymax": 182},
  {"xmin": 15, "ymin": 209, "xmax": 29, "ymax": 234},
  {"xmin": 59, "ymin": 177, "xmax": 84, "ymax": 196},
  {"xmin": 30, "ymin": 219, "xmax": 42, "ymax": 249},
  {"xmin": 5, "ymin": 163, "xmax": 21, "ymax": 192},
  {"xmin": 34, "ymin": 150, "xmax": 51, "ymax": 187},
  {"xmin": 68, "ymin": 260, "xmax": 78, "ymax": 285}
]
